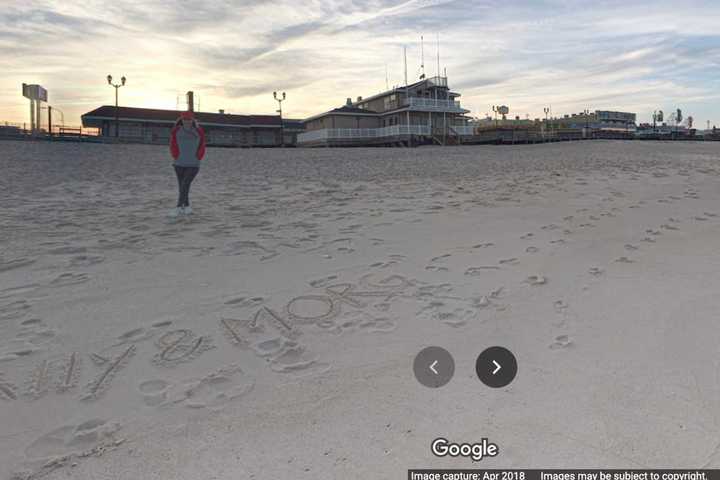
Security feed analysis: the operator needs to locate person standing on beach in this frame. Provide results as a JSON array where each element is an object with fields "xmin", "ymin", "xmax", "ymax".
[{"xmin": 169, "ymin": 111, "xmax": 206, "ymax": 217}]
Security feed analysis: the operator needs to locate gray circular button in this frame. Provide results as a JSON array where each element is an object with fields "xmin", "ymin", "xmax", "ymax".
[
  {"xmin": 476, "ymin": 346, "xmax": 517, "ymax": 388},
  {"xmin": 413, "ymin": 346, "xmax": 455, "ymax": 388}
]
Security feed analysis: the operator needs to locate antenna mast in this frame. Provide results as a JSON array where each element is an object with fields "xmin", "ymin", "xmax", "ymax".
[
  {"xmin": 436, "ymin": 33, "xmax": 440, "ymax": 78},
  {"xmin": 385, "ymin": 64, "xmax": 389, "ymax": 91},
  {"xmin": 420, "ymin": 35, "xmax": 425, "ymax": 79},
  {"xmin": 404, "ymin": 46, "xmax": 408, "ymax": 87}
]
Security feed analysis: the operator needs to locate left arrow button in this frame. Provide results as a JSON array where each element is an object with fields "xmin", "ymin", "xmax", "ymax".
[{"xmin": 413, "ymin": 346, "xmax": 454, "ymax": 388}]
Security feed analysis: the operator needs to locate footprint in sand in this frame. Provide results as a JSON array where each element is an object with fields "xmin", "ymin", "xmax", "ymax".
[
  {"xmin": 24, "ymin": 418, "xmax": 123, "ymax": 460},
  {"xmin": 308, "ymin": 275, "xmax": 339, "ymax": 288},
  {"xmin": 326, "ymin": 310, "xmax": 397, "ymax": 335},
  {"xmin": 498, "ymin": 258, "xmax": 519, "ymax": 266},
  {"xmin": 69, "ymin": 254, "xmax": 105, "ymax": 267},
  {"xmin": 520, "ymin": 233, "xmax": 534, "ymax": 240},
  {"xmin": 624, "ymin": 244, "xmax": 639, "ymax": 251},
  {"xmin": 139, "ymin": 379, "xmax": 171, "ymax": 406},
  {"xmin": 0, "ymin": 257, "xmax": 36, "ymax": 273},
  {"xmin": 526, "ymin": 275, "xmax": 547, "ymax": 286},
  {"xmin": 269, "ymin": 346, "xmax": 330, "ymax": 378},
  {"xmin": 0, "ymin": 318, "xmax": 57, "ymax": 362},
  {"xmin": 49, "ymin": 272, "xmax": 90, "ymax": 287},
  {"xmin": 615, "ymin": 256, "xmax": 634, "ymax": 263},
  {"xmin": 549, "ymin": 335, "xmax": 572, "ymax": 350},
  {"xmin": 465, "ymin": 266, "xmax": 500, "ymax": 276},
  {"xmin": 0, "ymin": 300, "xmax": 31, "ymax": 321},
  {"xmin": 430, "ymin": 254, "xmax": 451, "ymax": 263},
  {"xmin": 471, "ymin": 243, "xmax": 494, "ymax": 249},
  {"xmin": 224, "ymin": 296, "xmax": 264, "ymax": 308},
  {"xmin": 113, "ymin": 320, "xmax": 173, "ymax": 347},
  {"xmin": 144, "ymin": 364, "xmax": 255, "ymax": 410},
  {"xmin": 425, "ymin": 266, "xmax": 449, "ymax": 272},
  {"xmin": 47, "ymin": 246, "xmax": 88, "ymax": 255}
]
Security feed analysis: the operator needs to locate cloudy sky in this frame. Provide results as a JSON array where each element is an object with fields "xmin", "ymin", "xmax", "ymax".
[{"xmin": 2, "ymin": 0, "xmax": 720, "ymax": 128}]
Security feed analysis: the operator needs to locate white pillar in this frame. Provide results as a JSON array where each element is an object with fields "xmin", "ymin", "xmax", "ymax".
[
  {"xmin": 36, "ymin": 100, "xmax": 42, "ymax": 132},
  {"xmin": 29, "ymin": 99, "xmax": 35, "ymax": 132}
]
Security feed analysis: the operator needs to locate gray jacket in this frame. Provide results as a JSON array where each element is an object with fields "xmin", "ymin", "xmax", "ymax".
[{"xmin": 171, "ymin": 124, "xmax": 205, "ymax": 167}]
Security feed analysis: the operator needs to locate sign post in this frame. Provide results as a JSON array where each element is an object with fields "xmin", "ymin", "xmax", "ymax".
[{"xmin": 22, "ymin": 83, "xmax": 48, "ymax": 134}]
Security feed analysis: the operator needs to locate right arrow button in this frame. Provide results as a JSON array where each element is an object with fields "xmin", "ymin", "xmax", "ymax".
[{"xmin": 476, "ymin": 346, "xmax": 517, "ymax": 388}]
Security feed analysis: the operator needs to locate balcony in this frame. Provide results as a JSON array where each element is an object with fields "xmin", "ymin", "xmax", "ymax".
[
  {"xmin": 298, "ymin": 125, "xmax": 431, "ymax": 144},
  {"xmin": 405, "ymin": 96, "xmax": 468, "ymax": 113}
]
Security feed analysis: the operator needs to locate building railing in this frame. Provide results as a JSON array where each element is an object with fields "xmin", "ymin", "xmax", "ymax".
[
  {"xmin": 0, "ymin": 122, "xmax": 99, "ymax": 137},
  {"xmin": 406, "ymin": 97, "xmax": 465, "ymax": 112},
  {"xmin": 298, "ymin": 125, "xmax": 431, "ymax": 143},
  {"xmin": 450, "ymin": 126, "xmax": 478, "ymax": 136}
]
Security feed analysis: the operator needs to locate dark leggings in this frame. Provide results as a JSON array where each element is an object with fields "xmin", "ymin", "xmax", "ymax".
[{"xmin": 174, "ymin": 166, "xmax": 199, "ymax": 207}]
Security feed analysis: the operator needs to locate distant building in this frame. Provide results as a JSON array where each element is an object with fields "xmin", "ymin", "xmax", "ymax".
[
  {"xmin": 281, "ymin": 119, "xmax": 305, "ymax": 146},
  {"xmin": 81, "ymin": 106, "xmax": 283, "ymax": 147},
  {"xmin": 547, "ymin": 110, "xmax": 636, "ymax": 132},
  {"xmin": 297, "ymin": 76, "xmax": 470, "ymax": 147}
]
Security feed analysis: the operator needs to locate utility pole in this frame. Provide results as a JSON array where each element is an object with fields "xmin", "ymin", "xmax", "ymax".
[
  {"xmin": 273, "ymin": 91, "xmax": 286, "ymax": 147},
  {"xmin": 48, "ymin": 106, "xmax": 52, "ymax": 136},
  {"xmin": 107, "ymin": 74, "xmax": 126, "ymax": 138}
]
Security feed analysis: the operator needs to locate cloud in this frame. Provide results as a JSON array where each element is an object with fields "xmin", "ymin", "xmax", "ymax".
[{"xmin": 2, "ymin": 0, "xmax": 720, "ymax": 127}]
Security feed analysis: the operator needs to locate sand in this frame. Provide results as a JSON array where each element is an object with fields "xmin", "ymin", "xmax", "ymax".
[{"xmin": 1, "ymin": 140, "xmax": 720, "ymax": 478}]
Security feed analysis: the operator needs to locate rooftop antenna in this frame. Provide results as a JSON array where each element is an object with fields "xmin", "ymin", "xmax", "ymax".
[
  {"xmin": 404, "ymin": 46, "xmax": 408, "ymax": 87},
  {"xmin": 420, "ymin": 35, "xmax": 425, "ymax": 80},
  {"xmin": 436, "ymin": 33, "xmax": 440, "ymax": 78}
]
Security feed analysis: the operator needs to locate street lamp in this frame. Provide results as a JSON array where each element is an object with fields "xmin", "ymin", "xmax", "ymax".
[
  {"xmin": 583, "ymin": 108, "xmax": 590, "ymax": 139},
  {"xmin": 492, "ymin": 105, "xmax": 499, "ymax": 128},
  {"xmin": 543, "ymin": 107, "xmax": 550, "ymax": 141},
  {"xmin": 107, "ymin": 74, "xmax": 126, "ymax": 138},
  {"xmin": 273, "ymin": 91, "xmax": 286, "ymax": 147}
]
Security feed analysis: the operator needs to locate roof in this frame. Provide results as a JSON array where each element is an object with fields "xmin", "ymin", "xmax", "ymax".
[
  {"xmin": 330, "ymin": 105, "xmax": 378, "ymax": 115},
  {"xmin": 81, "ymin": 106, "xmax": 281, "ymax": 127},
  {"xmin": 302, "ymin": 104, "xmax": 380, "ymax": 123}
]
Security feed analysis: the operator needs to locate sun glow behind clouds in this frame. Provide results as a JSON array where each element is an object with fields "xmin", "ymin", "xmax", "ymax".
[{"xmin": 2, "ymin": 0, "xmax": 720, "ymax": 127}]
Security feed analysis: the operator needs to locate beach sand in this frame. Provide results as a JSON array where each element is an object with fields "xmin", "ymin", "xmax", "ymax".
[{"xmin": 1, "ymin": 140, "xmax": 720, "ymax": 478}]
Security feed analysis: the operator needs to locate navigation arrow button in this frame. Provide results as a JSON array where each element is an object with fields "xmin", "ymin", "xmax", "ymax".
[
  {"xmin": 476, "ymin": 346, "xmax": 517, "ymax": 388},
  {"xmin": 413, "ymin": 346, "xmax": 454, "ymax": 388}
]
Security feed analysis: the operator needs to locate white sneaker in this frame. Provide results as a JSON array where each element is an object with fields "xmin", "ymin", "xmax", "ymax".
[
  {"xmin": 182, "ymin": 206, "xmax": 193, "ymax": 215},
  {"xmin": 168, "ymin": 207, "xmax": 182, "ymax": 218}
]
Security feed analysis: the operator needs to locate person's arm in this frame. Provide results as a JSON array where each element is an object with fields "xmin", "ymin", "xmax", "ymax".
[
  {"xmin": 170, "ymin": 126, "xmax": 180, "ymax": 160},
  {"xmin": 196, "ymin": 126, "xmax": 206, "ymax": 160}
]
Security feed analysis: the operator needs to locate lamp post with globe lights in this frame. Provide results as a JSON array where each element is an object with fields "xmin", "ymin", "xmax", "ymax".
[
  {"xmin": 107, "ymin": 75, "xmax": 126, "ymax": 138},
  {"xmin": 273, "ymin": 91, "xmax": 286, "ymax": 147}
]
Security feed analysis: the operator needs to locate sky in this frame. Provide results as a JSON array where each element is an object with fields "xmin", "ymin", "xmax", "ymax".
[{"xmin": 2, "ymin": 0, "xmax": 720, "ymax": 129}]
